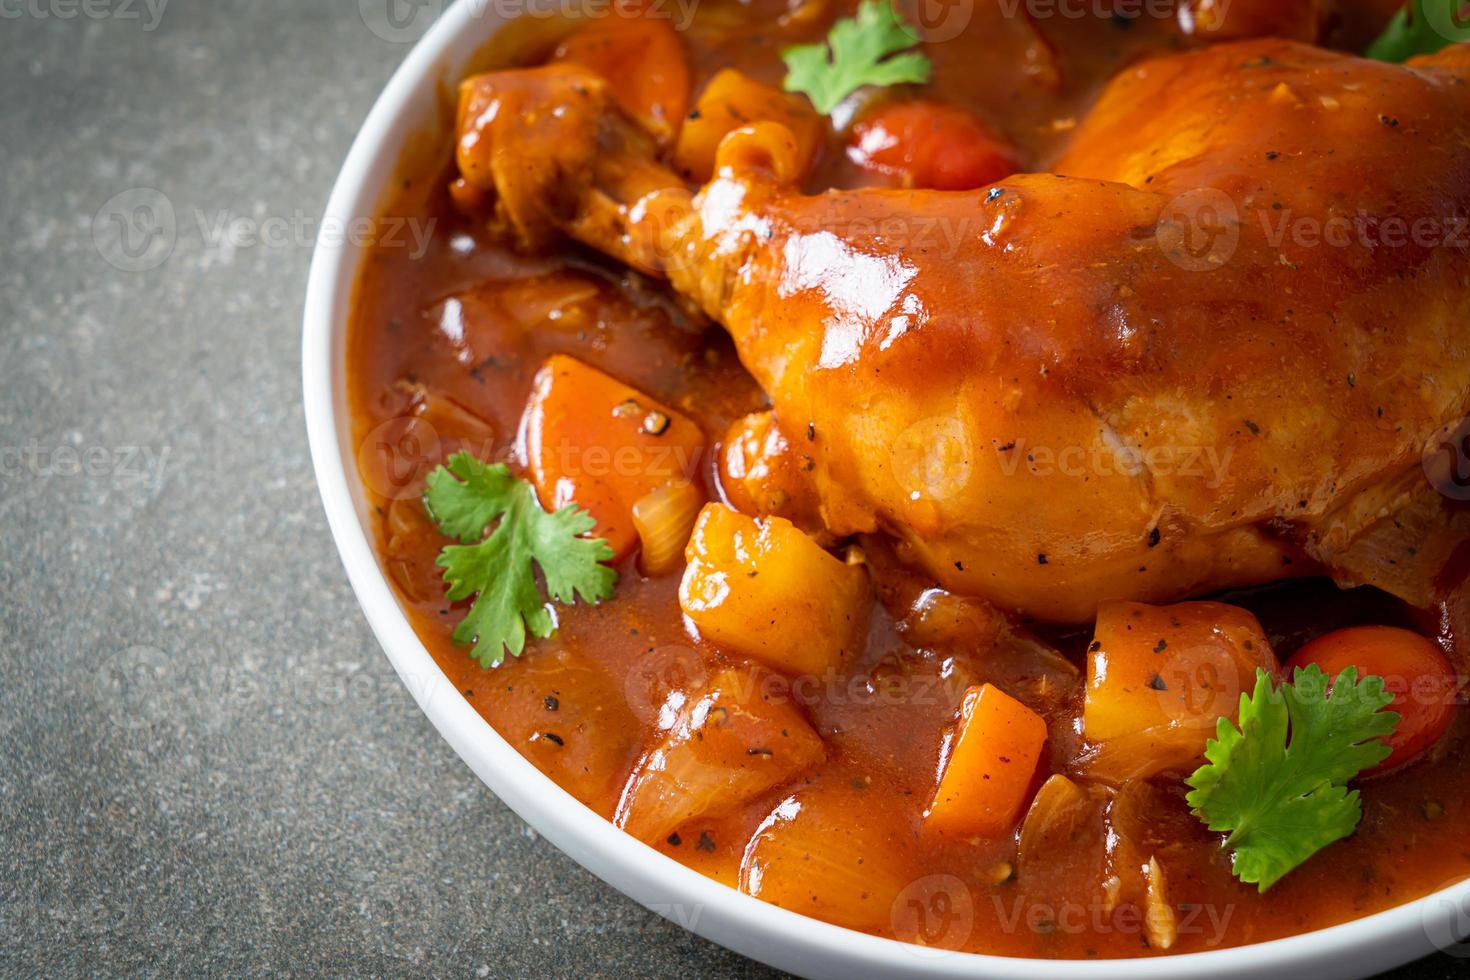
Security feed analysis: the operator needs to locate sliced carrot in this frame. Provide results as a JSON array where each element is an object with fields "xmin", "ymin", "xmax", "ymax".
[
  {"xmin": 925, "ymin": 684, "xmax": 1047, "ymax": 837},
  {"xmin": 673, "ymin": 69, "xmax": 824, "ymax": 184},
  {"xmin": 522, "ymin": 355, "xmax": 705, "ymax": 562},
  {"xmin": 552, "ymin": 14, "xmax": 689, "ymax": 144}
]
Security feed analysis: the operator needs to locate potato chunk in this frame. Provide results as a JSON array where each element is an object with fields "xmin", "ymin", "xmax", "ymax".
[
  {"xmin": 740, "ymin": 784, "xmax": 914, "ymax": 934},
  {"xmin": 924, "ymin": 684, "xmax": 1048, "ymax": 837},
  {"xmin": 487, "ymin": 647, "xmax": 640, "ymax": 817},
  {"xmin": 1081, "ymin": 600, "xmax": 1279, "ymax": 781},
  {"xmin": 615, "ymin": 667, "xmax": 825, "ymax": 844},
  {"xmin": 679, "ymin": 504, "xmax": 869, "ymax": 676}
]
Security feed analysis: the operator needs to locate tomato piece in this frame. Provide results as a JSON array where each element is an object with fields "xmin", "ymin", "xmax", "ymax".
[
  {"xmin": 523, "ymin": 355, "xmax": 705, "ymax": 562},
  {"xmin": 1286, "ymin": 626, "xmax": 1459, "ymax": 775},
  {"xmin": 552, "ymin": 14, "xmax": 689, "ymax": 144},
  {"xmin": 849, "ymin": 100, "xmax": 1019, "ymax": 191}
]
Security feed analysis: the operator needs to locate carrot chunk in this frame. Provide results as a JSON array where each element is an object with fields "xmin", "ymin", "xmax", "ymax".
[
  {"xmin": 523, "ymin": 355, "xmax": 705, "ymax": 562},
  {"xmin": 924, "ymin": 684, "xmax": 1047, "ymax": 837}
]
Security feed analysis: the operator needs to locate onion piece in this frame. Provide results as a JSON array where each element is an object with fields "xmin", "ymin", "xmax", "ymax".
[
  {"xmin": 633, "ymin": 479, "xmax": 705, "ymax": 576},
  {"xmin": 616, "ymin": 667, "xmax": 825, "ymax": 844},
  {"xmin": 385, "ymin": 494, "xmax": 432, "ymax": 546},
  {"xmin": 498, "ymin": 275, "xmax": 599, "ymax": 331},
  {"xmin": 1017, "ymin": 774, "xmax": 1091, "ymax": 874},
  {"xmin": 1144, "ymin": 856, "xmax": 1177, "ymax": 950},
  {"xmin": 1073, "ymin": 724, "xmax": 1211, "ymax": 785},
  {"xmin": 904, "ymin": 589, "xmax": 1005, "ymax": 648}
]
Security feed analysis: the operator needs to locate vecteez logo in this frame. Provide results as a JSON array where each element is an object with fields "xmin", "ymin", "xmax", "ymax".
[
  {"xmin": 92, "ymin": 187, "xmax": 177, "ymax": 273},
  {"xmin": 894, "ymin": 0, "xmax": 974, "ymax": 43},
  {"xmin": 1423, "ymin": 0, "xmax": 1470, "ymax": 46},
  {"xmin": 1156, "ymin": 187, "xmax": 1240, "ymax": 272},
  {"xmin": 0, "ymin": 0, "xmax": 169, "ymax": 30},
  {"xmin": 359, "ymin": 0, "xmax": 704, "ymax": 42},
  {"xmin": 1423, "ymin": 416, "xmax": 1470, "ymax": 502},
  {"xmin": 359, "ymin": 0, "xmax": 444, "ymax": 43}
]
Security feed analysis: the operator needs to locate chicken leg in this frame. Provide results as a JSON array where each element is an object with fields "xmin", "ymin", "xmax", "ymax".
[{"xmin": 456, "ymin": 41, "xmax": 1470, "ymax": 621}]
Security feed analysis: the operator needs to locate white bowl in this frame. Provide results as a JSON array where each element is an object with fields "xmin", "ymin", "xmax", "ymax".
[{"xmin": 303, "ymin": 3, "xmax": 1470, "ymax": 975}]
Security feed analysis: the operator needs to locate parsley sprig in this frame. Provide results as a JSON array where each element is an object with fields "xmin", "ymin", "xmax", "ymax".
[
  {"xmin": 782, "ymin": 0, "xmax": 932, "ymax": 115},
  {"xmin": 423, "ymin": 452, "xmax": 617, "ymax": 667},
  {"xmin": 1367, "ymin": 0, "xmax": 1470, "ymax": 62},
  {"xmin": 1185, "ymin": 666, "xmax": 1398, "ymax": 892}
]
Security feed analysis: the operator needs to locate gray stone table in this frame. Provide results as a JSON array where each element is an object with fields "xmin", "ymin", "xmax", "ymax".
[{"xmin": 0, "ymin": 1, "xmax": 1463, "ymax": 976}]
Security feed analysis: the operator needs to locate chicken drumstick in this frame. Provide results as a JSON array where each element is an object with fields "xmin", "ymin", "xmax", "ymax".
[{"xmin": 455, "ymin": 40, "xmax": 1470, "ymax": 621}]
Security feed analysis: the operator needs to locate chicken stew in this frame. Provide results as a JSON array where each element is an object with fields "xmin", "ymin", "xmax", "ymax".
[{"xmin": 349, "ymin": 0, "xmax": 1470, "ymax": 958}]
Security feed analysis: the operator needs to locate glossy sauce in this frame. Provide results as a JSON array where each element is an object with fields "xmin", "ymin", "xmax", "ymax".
[{"xmin": 348, "ymin": 0, "xmax": 1470, "ymax": 957}]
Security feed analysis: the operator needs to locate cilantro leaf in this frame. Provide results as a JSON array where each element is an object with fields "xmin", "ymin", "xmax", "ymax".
[
  {"xmin": 1185, "ymin": 666, "xmax": 1398, "ymax": 892},
  {"xmin": 423, "ymin": 452, "xmax": 617, "ymax": 667},
  {"xmin": 1367, "ymin": 0, "xmax": 1470, "ymax": 62},
  {"xmin": 782, "ymin": 0, "xmax": 932, "ymax": 115}
]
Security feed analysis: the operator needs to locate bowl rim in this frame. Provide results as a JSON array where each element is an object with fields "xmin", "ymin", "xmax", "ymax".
[{"xmin": 302, "ymin": 3, "xmax": 1470, "ymax": 976}]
